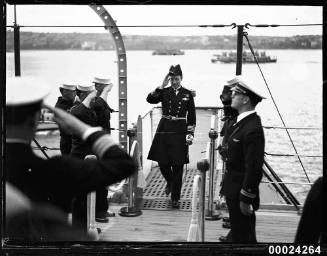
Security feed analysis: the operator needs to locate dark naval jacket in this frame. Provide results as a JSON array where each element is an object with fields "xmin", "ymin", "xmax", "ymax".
[
  {"xmin": 146, "ymin": 86, "xmax": 196, "ymax": 165},
  {"xmin": 92, "ymin": 97, "xmax": 114, "ymax": 133},
  {"xmin": 6, "ymin": 131, "xmax": 136, "ymax": 213},
  {"xmin": 70, "ymin": 102, "xmax": 98, "ymax": 158},
  {"xmin": 221, "ymin": 112, "xmax": 264, "ymax": 210},
  {"xmin": 55, "ymin": 97, "xmax": 74, "ymax": 155}
]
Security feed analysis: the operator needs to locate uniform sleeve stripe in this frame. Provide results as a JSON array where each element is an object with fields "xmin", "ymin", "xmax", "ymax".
[
  {"xmin": 241, "ymin": 189, "xmax": 256, "ymax": 199},
  {"xmin": 92, "ymin": 135, "xmax": 117, "ymax": 158}
]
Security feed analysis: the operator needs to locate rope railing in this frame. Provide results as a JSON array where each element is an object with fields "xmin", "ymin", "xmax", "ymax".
[
  {"xmin": 243, "ymin": 32, "xmax": 312, "ymax": 184},
  {"xmin": 6, "ymin": 22, "xmax": 322, "ymax": 29}
]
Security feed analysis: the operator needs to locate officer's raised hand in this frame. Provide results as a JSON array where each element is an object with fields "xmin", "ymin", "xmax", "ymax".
[{"xmin": 160, "ymin": 73, "xmax": 171, "ymax": 89}]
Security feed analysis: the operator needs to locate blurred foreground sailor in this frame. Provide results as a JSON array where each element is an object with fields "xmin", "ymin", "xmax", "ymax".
[
  {"xmin": 5, "ymin": 182, "xmax": 92, "ymax": 241},
  {"xmin": 146, "ymin": 65, "xmax": 196, "ymax": 208},
  {"xmin": 5, "ymin": 76, "xmax": 136, "ymax": 240},
  {"xmin": 219, "ymin": 75, "xmax": 265, "ymax": 243},
  {"xmin": 294, "ymin": 177, "xmax": 325, "ymax": 244},
  {"xmin": 55, "ymin": 82, "xmax": 77, "ymax": 155}
]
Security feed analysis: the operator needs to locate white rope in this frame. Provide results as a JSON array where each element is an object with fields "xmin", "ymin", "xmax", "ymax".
[{"xmin": 187, "ymin": 174, "xmax": 201, "ymax": 242}]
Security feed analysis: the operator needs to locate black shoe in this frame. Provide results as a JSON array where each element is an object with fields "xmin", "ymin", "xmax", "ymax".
[
  {"xmin": 106, "ymin": 211, "xmax": 115, "ymax": 217},
  {"xmin": 222, "ymin": 222, "xmax": 231, "ymax": 229},
  {"xmin": 165, "ymin": 183, "xmax": 171, "ymax": 196},
  {"xmin": 97, "ymin": 228, "xmax": 102, "ymax": 234},
  {"xmin": 95, "ymin": 212, "xmax": 109, "ymax": 223},
  {"xmin": 219, "ymin": 235, "xmax": 228, "ymax": 242},
  {"xmin": 222, "ymin": 217, "xmax": 230, "ymax": 223},
  {"xmin": 172, "ymin": 200, "xmax": 179, "ymax": 209}
]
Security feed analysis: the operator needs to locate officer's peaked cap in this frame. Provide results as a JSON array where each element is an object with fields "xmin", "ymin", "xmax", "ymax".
[{"xmin": 228, "ymin": 75, "xmax": 266, "ymax": 100}]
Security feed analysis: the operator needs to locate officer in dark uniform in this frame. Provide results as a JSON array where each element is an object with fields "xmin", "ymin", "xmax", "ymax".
[
  {"xmin": 219, "ymin": 75, "xmax": 265, "ymax": 243},
  {"xmin": 5, "ymin": 77, "xmax": 136, "ymax": 239},
  {"xmin": 54, "ymin": 82, "xmax": 77, "ymax": 155},
  {"xmin": 146, "ymin": 64, "xmax": 196, "ymax": 208}
]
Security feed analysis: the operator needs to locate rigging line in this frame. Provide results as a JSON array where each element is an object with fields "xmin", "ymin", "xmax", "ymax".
[
  {"xmin": 263, "ymin": 126, "xmax": 322, "ymax": 130},
  {"xmin": 243, "ymin": 32, "xmax": 311, "ymax": 184},
  {"xmin": 5, "ymin": 24, "xmax": 235, "ymax": 28},
  {"xmin": 265, "ymin": 152, "xmax": 322, "ymax": 158},
  {"xmin": 245, "ymin": 23, "xmax": 322, "ymax": 28},
  {"xmin": 32, "ymin": 138, "xmax": 50, "ymax": 159}
]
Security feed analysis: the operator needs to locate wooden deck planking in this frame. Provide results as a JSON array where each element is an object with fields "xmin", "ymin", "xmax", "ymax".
[{"xmin": 98, "ymin": 205, "xmax": 300, "ymax": 243}]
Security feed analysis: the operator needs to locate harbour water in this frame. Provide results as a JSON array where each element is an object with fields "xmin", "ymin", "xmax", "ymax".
[{"xmin": 6, "ymin": 49, "xmax": 323, "ymax": 202}]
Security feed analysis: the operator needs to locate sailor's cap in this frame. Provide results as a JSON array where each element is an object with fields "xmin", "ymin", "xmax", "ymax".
[
  {"xmin": 6, "ymin": 77, "xmax": 50, "ymax": 106},
  {"xmin": 59, "ymin": 82, "xmax": 77, "ymax": 91},
  {"xmin": 77, "ymin": 84, "xmax": 95, "ymax": 92},
  {"xmin": 228, "ymin": 75, "xmax": 266, "ymax": 100},
  {"xmin": 93, "ymin": 76, "xmax": 111, "ymax": 85}
]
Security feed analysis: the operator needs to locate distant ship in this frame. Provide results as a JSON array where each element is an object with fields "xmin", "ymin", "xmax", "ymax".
[
  {"xmin": 211, "ymin": 50, "xmax": 277, "ymax": 63},
  {"xmin": 152, "ymin": 49, "xmax": 185, "ymax": 56}
]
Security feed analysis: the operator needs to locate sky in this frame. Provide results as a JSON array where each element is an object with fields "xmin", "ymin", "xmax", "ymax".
[{"xmin": 5, "ymin": 5, "xmax": 323, "ymax": 36}]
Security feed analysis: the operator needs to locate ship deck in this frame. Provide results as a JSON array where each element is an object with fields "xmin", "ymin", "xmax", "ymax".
[{"xmin": 96, "ymin": 204, "xmax": 300, "ymax": 243}]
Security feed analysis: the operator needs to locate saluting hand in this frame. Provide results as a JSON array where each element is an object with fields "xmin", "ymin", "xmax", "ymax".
[
  {"xmin": 240, "ymin": 201, "xmax": 253, "ymax": 216},
  {"xmin": 160, "ymin": 73, "xmax": 171, "ymax": 89},
  {"xmin": 43, "ymin": 104, "xmax": 90, "ymax": 138}
]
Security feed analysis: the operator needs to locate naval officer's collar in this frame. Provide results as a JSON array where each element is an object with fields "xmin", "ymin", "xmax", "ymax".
[{"xmin": 235, "ymin": 110, "xmax": 256, "ymax": 125}]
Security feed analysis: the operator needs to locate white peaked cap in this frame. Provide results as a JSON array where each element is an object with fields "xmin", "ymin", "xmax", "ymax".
[
  {"xmin": 60, "ymin": 82, "xmax": 77, "ymax": 91},
  {"xmin": 77, "ymin": 84, "xmax": 95, "ymax": 91},
  {"xmin": 228, "ymin": 75, "xmax": 266, "ymax": 99},
  {"xmin": 6, "ymin": 76, "xmax": 50, "ymax": 106},
  {"xmin": 93, "ymin": 76, "xmax": 111, "ymax": 84}
]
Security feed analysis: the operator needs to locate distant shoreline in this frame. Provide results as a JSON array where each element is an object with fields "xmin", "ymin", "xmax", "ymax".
[{"xmin": 6, "ymin": 31, "xmax": 322, "ymax": 51}]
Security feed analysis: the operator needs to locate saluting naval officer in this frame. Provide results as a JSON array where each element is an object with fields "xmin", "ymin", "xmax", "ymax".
[
  {"xmin": 219, "ymin": 75, "xmax": 265, "ymax": 243},
  {"xmin": 54, "ymin": 82, "xmax": 77, "ymax": 155},
  {"xmin": 146, "ymin": 64, "xmax": 196, "ymax": 208},
  {"xmin": 5, "ymin": 77, "xmax": 136, "ymax": 239}
]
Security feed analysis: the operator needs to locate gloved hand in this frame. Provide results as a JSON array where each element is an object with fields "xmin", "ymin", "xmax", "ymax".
[{"xmin": 186, "ymin": 134, "xmax": 194, "ymax": 145}]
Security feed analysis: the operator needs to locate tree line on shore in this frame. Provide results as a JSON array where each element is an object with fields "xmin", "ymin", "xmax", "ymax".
[{"xmin": 6, "ymin": 31, "xmax": 322, "ymax": 51}]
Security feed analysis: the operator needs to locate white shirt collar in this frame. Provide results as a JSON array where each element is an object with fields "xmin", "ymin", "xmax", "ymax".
[{"xmin": 236, "ymin": 110, "xmax": 256, "ymax": 124}]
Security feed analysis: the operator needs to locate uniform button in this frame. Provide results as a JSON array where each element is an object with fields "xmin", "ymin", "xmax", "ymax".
[
  {"xmin": 179, "ymin": 102, "xmax": 181, "ymax": 105},
  {"xmin": 28, "ymin": 169, "xmax": 32, "ymax": 172},
  {"xmin": 178, "ymin": 106, "xmax": 181, "ymax": 109}
]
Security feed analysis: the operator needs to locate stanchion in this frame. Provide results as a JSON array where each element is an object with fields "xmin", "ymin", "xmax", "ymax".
[
  {"xmin": 84, "ymin": 155, "xmax": 99, "ymax": 239},
  {"xmin": 205, "ymin": 114, "xmax": 221, "ymax": 220},
  {"xmin": 197, "ymin": 159, "xmax": 210, "ymax": 242},
  {"xmin": 119, "ymin": 128, "xmax": 142, "ymax": 217}
]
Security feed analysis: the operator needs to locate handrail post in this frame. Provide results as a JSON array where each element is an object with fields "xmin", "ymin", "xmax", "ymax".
[
  {"xmin": 119, "ymin": 128, "xmax": 142, "ymax": 217},
  {"xmin": 84, "ymin": 155, "xmax": 99, "ymax": 239},
  {"xmin": 197, "ymin": 159, "xmax": 210, "ymax": 242},
  {"xmin": 205, "ymin": 114, "xmax": 221, "ymax": 220}
]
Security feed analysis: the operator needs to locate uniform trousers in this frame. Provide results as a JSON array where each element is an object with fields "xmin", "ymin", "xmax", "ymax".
[
  {"xmin": 159, "ymin": 164, "xmax": 184, "ymax": 201},
  {"xmin": 225, "ymin": 197, "xmax": 257, "ymax": 243},
  {"xmin": 95, "ymin": 187, "xmax": 109, "ymax": 216}
]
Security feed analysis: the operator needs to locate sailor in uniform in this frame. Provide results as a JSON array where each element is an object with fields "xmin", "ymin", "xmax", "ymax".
[
  {"xmin": 5, "ymin": 77, "xmax": 136, "ymax": 238},
  {"xmin": 146, "ymin": 65, "xmax": 196, "ymax": 208},
  {"xmin": 219, "ymin": 75, "xmax": 265, "ymax": 243},
  {"xmin": 91, "ymin": 76, "xmax": 116, "ymax": 221},
  {"xmin": 54, "ymin": 82, "xmax": 77, "ymax": 155},
  {"xmin": 92, "ymin": 76, "xmax": 115, "ymax": 133},
  {"xmin": 70, "ymin": 83, "xmax": 98, "ymax": 158}
]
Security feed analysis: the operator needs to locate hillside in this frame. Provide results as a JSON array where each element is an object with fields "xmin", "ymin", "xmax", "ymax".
[{"xmin": 6, "ymin": 31, "xmax": 322, "ymax": 51}]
